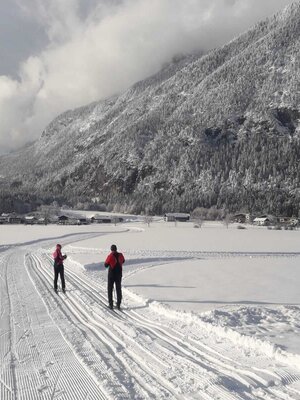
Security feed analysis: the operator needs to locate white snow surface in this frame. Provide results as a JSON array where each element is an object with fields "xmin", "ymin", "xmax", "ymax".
[{"xmin": 1, "ymin": 220, "xmax": 300, "ymax": 399}]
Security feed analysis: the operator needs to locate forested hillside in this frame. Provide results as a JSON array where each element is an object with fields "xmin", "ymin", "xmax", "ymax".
[{"xmin": 0, "ymin": 2, "xmax": 299, "ymax": 215}]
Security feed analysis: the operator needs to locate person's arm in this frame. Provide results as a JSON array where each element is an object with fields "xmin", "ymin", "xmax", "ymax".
[
  {"xmin": 104, "ymin": 254, "xmax": 111, "ymax": 268},
  {"xmin": 53, "ymin": 251, "xmax": 59, "ymax": 263}
]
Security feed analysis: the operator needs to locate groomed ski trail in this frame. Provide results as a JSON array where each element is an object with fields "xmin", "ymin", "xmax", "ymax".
[{"xmin": 1, "ymin": 232, "xmax": 300, "ymax": 399}]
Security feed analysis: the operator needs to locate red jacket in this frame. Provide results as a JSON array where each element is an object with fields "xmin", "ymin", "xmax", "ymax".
[
  {"xmin": 105, "ymin": 251, "xmax": 125, "ymax": 270},
  {"xmin": 53, "ymin": 248, "xmax": 64, "ymax": 266}
]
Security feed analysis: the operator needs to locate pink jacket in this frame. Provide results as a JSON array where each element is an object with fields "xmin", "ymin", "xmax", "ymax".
[{"xmin": 53, "ymin": 248, "xmax": 64, "ymax": 266}]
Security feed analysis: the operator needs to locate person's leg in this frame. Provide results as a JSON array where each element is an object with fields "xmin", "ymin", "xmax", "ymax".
[
  {"xmin": 54, "ymin": 267, "xmax": 59, "ymax": 291},
  {"xmin": 115, "ymin": 274, "xmax": 122, "ymax": 308},
  {"xmin": 107, "ymin": 274, "xmax": 114, "ymax": 308},
  {"xmin": 60, "ymin": 266, "xmax": 66, "ymax": 291}
]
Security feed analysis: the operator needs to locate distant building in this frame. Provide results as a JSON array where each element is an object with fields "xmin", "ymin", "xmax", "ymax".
[
  {"xmin": 1, "ymin": 213, "xmax": 22, "ymax": 224},
  {"xmin": 164, "ymin": 213, "xmax": 190, "ymax": 222},
  {"xmin": 276, "ymin": 216, "xmax": 299, "ymax": 227},
  {"xmin": 24, "ymin": 216, "xmax": 37, "ymax": 225},
  {"xmin": 8, "ymin": 216, "xmax": 23, "ymax": 224},
  {"xmin": 233, "ymin": 213, "xmax": 246, "ymax": 223},
  {"xmin": 253, "ymin": 217, "xmax": 270, "ymax": 226},
  {"xmin": 76, "ymin": 218, "xmax": 89, "ymax": 225},
  {"xmin": 278, "ymin": 216, "xmax": 291, "ymax": 224},
  {"xmin": 37, "ymin": 217, "xmax": 47, "ymax": 225},
  {"xmin": 0, "ymin": 213, "xmax": 10, "ymax": 223},
  {"xmin": 290, "ymin": 217, "xmax": 299, "ymax": 227},
  {"xmin": 90, "ymin": 215, "xmax": 124, "ymax": 224},
  {"xmin": 58, "ymin": 215, "xmax": 69, "ymax": 224},
  {"xmin": 90, "ymin": 215, "xmax": 112, "ymax": 223},
  {"xmin": 112, "ymin": 216, "xmax": 124, "ymax": 223}
]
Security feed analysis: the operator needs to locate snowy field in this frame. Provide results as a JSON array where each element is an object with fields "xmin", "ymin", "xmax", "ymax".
[{"xmin": 1, "ymin": 220, "xmax": 300, "ymax": 399}]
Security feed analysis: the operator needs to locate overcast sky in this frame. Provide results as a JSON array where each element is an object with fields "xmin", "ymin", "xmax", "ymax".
[{"xmin": 0, "ymin": 0, "xmax": 296, "ymax": 154}]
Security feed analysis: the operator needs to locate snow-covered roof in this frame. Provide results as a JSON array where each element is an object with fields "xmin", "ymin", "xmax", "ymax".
[
  {"xmin": 91, "ymin": 215, "xmax": 111, "ymax": 219},
  {"xmin": 165, "ymin": 213, "xmax": 190, "ymax": 217}
]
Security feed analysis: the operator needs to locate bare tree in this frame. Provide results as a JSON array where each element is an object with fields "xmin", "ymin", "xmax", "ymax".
[
  {"xmin": 194, "ymin": 218, "xmax": 204, "ymax": 228},
  {"xmin": 38, "ymin": 205, "xmax": 58, "ymax": 224},
  {"xmin": 223, "ymin": 213, "xmax": 232, "ymax": 229},
  {"xmin": 191, "ymin": 207, "xmax": 204, "ymax": 228},
  {"xmin": 112, "ymin": 217, "xmax": 118, "ymax": 226},
  {"xmin": 144, "ymin": 215, "xmax": 153, "ymax": 227}
]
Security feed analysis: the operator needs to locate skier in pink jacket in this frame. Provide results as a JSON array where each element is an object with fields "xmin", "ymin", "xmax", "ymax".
[{"xmin": 53, "ymin": 244, "xmax": 67, "ymax": 293}]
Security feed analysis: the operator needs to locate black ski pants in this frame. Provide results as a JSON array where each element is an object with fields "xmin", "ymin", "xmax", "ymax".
[
  {"xmin": 108, "ymin": 270, "xmax": 122, "ymax": 307},
  {"xmin": 54, "ymin": 264, "xmax": 65, "ymax": 291}
]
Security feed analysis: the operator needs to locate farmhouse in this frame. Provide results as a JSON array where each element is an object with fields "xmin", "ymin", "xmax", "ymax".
[
  {"xmin": 24, "ymin": 216, "xmax": 37, "ymax": 225},
  {"xmin": 290, "ymin": 217, "xmax": 299, "ymax": 226},
  {"xmin": 76, "ymin": 218, "xmax": 89, "ymax": 225},
  {"xmin": 0, "ymin": 213, "xmax": 9, "ymax": 223},
  {"xmin": 90, "ymin": 215, "xmax": 124, "ymax": 223},
  {"xmin": 253, "ymin": 217, "xmax": 270, "ymax": 226},
  {"xmin": 164, "ymin": 213, "xmax": 190, "ymax": 222},
  {"xmin": 233, "ymin": 213, "xmax": 252, "ymax": 223},
  {"xmin": 58, "ymin": 215, "xmax": 69, "ymax": 224},
  {"xmin": 37, "ymin": 217, "xmax": 47, "ymax": 225},
  {"xmin": 277, "ymin": 216, "xmax": 293, "ymax": 225},
  {"xmin": 8, "ymin": 215, "xmax": 23, "ymax": 224},
  {"xmin": 0, "ymin": 213, "xmax": 22, "ymax": 224},
  {"xmin": 90, "ymin": 215, "xmax": 112, "ymax": 223},
  {"xmin": 233, "ymin": 213, "xmax": 246, "ymax": 223}
]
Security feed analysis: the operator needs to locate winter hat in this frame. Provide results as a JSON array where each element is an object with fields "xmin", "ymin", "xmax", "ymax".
[
  {"xmin": 111, "ymin": 244, "xmax": 117, "ymax": 251},
  {"xmin": 56, "ymin": 243, "xmax": 62, "ymax": 249}
]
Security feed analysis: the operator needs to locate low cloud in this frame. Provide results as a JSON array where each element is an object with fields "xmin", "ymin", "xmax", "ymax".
[{"xmin": 0, "ymin": 0, "xmax": 295, "ymax": 153}]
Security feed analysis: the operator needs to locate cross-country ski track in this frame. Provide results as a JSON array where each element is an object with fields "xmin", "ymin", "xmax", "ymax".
[{"xmin": 1, "ymin": 231, "xmax": 300, "ymax": 399}]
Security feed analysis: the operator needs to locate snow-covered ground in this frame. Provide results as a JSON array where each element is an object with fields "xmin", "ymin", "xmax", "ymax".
[{"xmin": 1, "ymin": 220, "xmax": 300, "ymax": 399}]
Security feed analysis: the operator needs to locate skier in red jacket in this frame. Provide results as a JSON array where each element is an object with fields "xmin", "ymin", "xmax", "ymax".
[
  {"xmin": 53, "ymin": 244, "xmax": 67, "ymax": 293},
  {"xmin": 104, "ymin": 244, "xmax": 125, "ymax": 309}
]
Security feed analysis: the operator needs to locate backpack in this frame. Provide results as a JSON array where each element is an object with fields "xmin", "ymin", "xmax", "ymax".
[{"xmin": 113, "ymin": 252, "xmax": 122, "ymax": 273}]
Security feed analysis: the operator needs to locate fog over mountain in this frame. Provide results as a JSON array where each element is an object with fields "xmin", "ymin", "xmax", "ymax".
[
  {"xmin": 0, "ymin": 2, "xmax": 299, "ymax": 216},
  {"xmin": 0, "ymin": 0, "xmax": 296, "ymax": 154}
]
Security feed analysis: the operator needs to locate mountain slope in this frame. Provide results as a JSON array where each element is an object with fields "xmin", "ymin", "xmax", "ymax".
[{"xmin": 1, "ymin": 2, "xmax": 300, "ymax": 215}]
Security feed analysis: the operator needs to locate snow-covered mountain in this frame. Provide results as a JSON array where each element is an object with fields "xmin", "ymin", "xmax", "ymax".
[{"xmin": 1, "ymin": 2, "xmax": 300, "ymax": 214}]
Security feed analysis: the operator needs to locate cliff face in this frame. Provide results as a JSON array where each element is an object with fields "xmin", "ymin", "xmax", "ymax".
[{"xmin": 1, "ymin": 3, "xmax": 300, "ymax": 215}]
